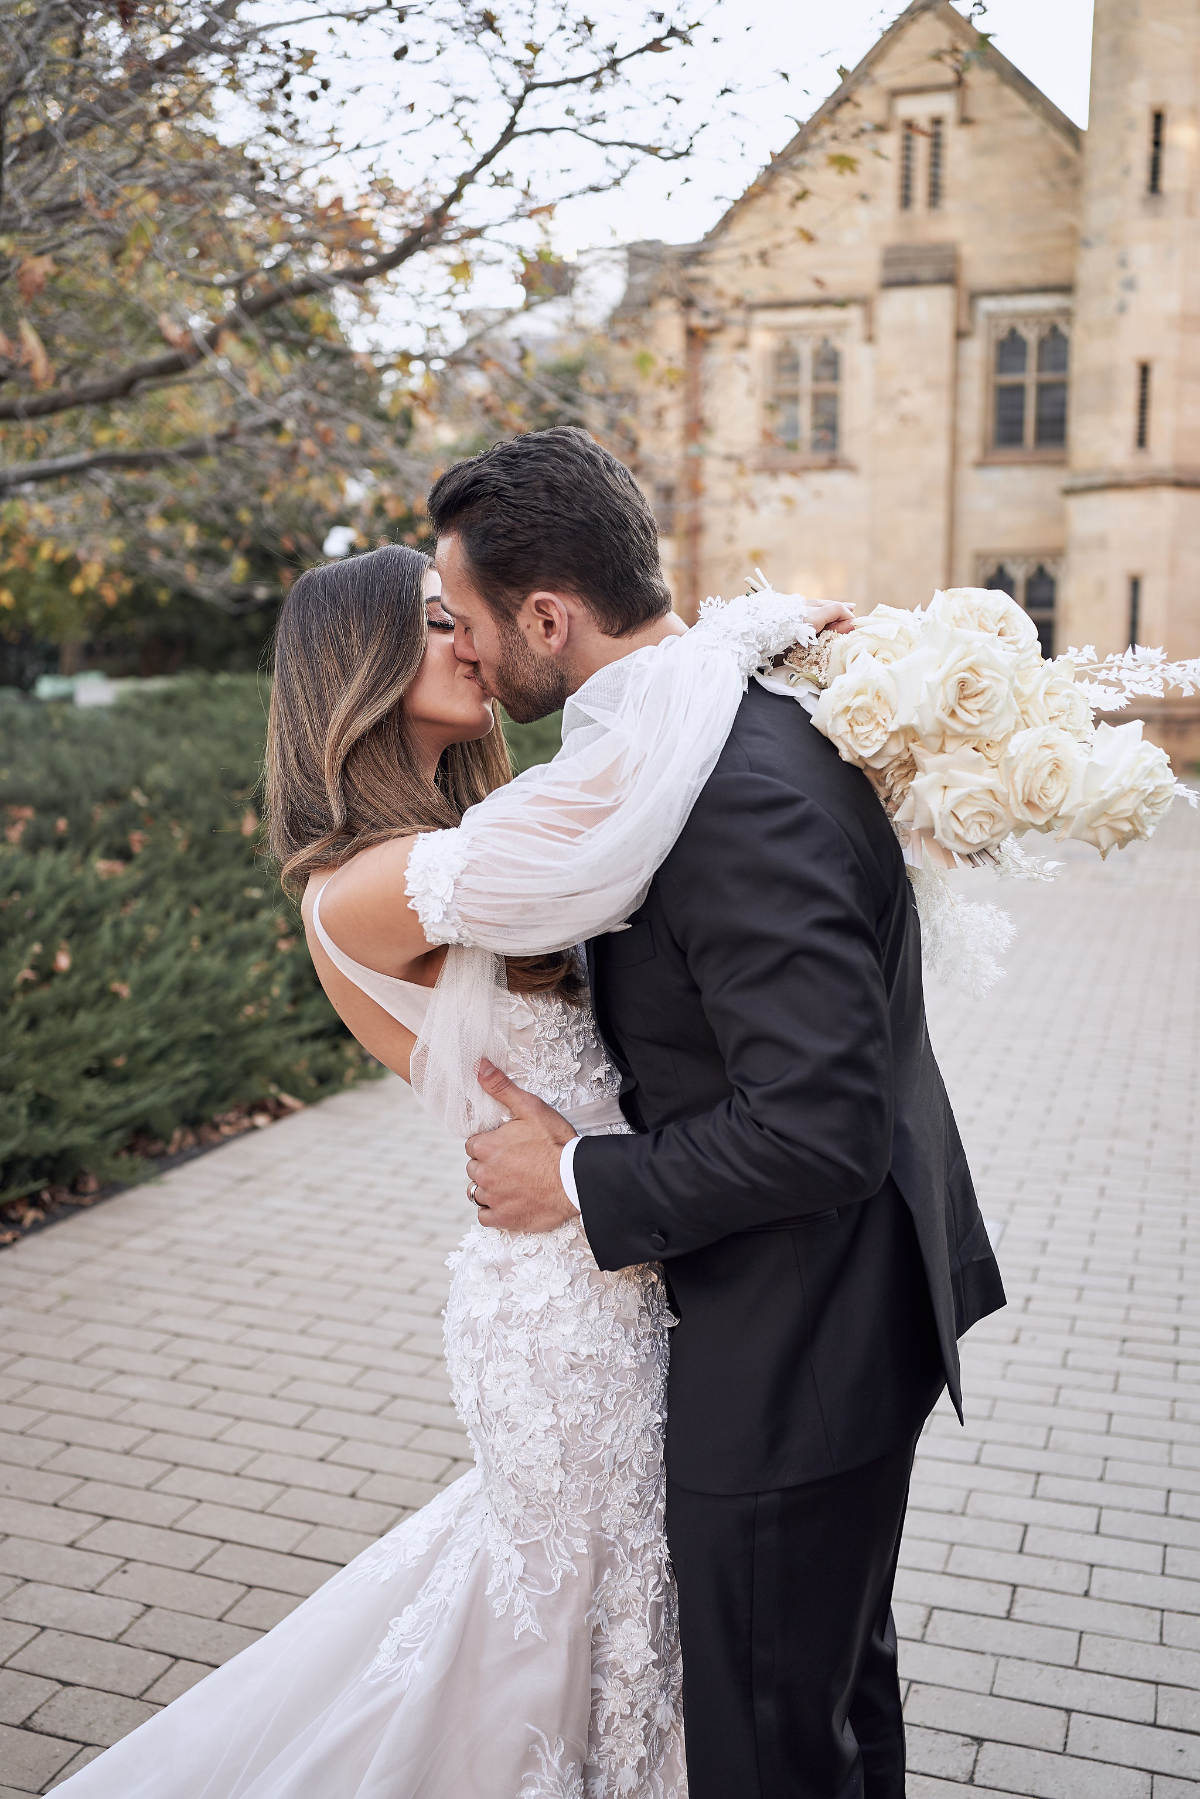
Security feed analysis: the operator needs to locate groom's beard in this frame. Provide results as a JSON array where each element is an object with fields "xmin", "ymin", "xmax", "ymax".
[{"xmin": 485, "ymin": 621, "xmax": 571, "ymax": 724}]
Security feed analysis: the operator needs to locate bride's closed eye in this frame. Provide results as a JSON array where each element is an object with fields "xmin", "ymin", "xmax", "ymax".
[{"xmin": 426, "ymin": 603, "xmax": 455, "ymax": 633}]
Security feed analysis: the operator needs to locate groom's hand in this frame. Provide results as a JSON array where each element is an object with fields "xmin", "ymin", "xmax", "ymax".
[{"xmin": 465, "ymin": 1060, "xmax": 578, "ymax": 1234}]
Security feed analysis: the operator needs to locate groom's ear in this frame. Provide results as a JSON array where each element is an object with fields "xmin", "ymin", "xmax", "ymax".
[{"xmin": 522, "ymin": 589, "xmax": 573, "ymax": 656}]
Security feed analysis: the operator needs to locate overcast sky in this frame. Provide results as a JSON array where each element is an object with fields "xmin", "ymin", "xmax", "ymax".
[{"xmin": 555, "ymin": 0, "xmax": 1094, "ymax": 256}]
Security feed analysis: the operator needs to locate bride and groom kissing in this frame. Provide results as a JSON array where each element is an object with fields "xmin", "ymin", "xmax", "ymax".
[{"xmin": 59, "ymin": 427, "xmax": 1005, "ymax": 1798}]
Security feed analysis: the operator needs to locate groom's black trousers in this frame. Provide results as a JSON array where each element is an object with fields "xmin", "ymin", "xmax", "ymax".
[{"xmin": 665, "ymin": 1429, "xmax": 922, "ymax": 1799}]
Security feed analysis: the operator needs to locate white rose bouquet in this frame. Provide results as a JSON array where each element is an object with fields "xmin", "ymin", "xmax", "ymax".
[
  {"xmin": 746, "ymin": 579, "xmax": 1199, "ymax": 993},
  {"xmin": 778, "ymin": 585, "xmax": 1198, "ymax": 865}
]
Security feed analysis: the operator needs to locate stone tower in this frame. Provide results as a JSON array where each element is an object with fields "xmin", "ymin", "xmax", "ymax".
[{"xmin": 1063, "ymin": 0, "xmax": 1200, "ymax": 741}]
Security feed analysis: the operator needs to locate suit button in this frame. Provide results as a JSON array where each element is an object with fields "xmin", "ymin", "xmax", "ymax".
[{"xmin": 649, "ymin": 1230, "xmax": 668, "ymax": 1253}]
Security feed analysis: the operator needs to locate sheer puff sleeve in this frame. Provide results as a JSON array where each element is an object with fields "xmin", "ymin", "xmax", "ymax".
[{"xmin": 404, "ymin": 593, "xmax": 823, "ymax": 955}]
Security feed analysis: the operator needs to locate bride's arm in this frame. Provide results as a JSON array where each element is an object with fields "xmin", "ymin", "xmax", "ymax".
[
  {"xmin": 406, "ymin": 595, "xmax": 854, "ymax": 958},
  {"xmin": 317, "ymin": 594, "xmax": 852, "ymax": 978},
  {"xmin": 315, "ymin": 836, "xmax": 436, "ymax": 980}
]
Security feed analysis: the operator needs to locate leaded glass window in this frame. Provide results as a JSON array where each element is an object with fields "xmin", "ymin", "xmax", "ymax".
[
  {"xmin": 976, "ymin": 556, "xmax": 1060, "ymax": 659},
  {"xmin": 766, "ymin": 335, "xmax": 843, "ymax": 457},
  {"xmin": 990, "ymin": 321, "xmax": 1069, "ymax": 454}
]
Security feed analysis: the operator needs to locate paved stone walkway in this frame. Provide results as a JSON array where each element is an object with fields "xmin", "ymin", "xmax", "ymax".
[{"xmin": 0, "ymin": 802, "xmax": 1197, "ymax": 1796}]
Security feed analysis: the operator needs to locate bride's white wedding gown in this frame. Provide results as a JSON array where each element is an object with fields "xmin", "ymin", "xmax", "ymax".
[{"xmin": 56, "ymin": 886, "xmax": 685, "ymax": 1798}]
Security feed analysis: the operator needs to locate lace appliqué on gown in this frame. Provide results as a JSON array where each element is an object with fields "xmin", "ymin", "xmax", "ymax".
[{"xmin": 345, "ymin": 985, "xmax": 682, "ymax": 1798}]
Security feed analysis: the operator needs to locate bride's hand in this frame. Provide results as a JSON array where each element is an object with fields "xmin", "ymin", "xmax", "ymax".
[{"xmin": 806, "ymin": 599, "xmax": 856, "ymax": 635}]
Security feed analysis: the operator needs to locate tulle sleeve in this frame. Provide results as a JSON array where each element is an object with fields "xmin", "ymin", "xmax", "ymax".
[{"xmin": 403, "ymin": 593, "xmax": 822, "ymax": 956}]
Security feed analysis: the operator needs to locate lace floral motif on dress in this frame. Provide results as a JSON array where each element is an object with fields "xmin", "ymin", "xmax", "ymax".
[
  {"xmin": 507, "ymin": 984, "xmax": 624, "ymax": 1116},
  {"xmin": 518, "ymin": 1732, "xmax": 587, "ymax": 1799},
  {"xmin": 350, "ymin": 985, "xmax": 683, "ymax": 1796},
  {"xmin": 695, "ymin": 587, "xmax": 818, "ymax": 679},
  {"xmin": 439, "ymin": 1214, "xmax": 681, "ymax": 1795},
  {"xmin": 404, "ymin": 828, "xmax": 470, "ymax": 945}
]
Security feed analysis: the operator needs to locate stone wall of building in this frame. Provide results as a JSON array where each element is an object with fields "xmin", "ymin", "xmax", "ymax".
[
  {"xmin": 1063, "ymin": 0, "xmax": 1200, "ymax": 698},
  {"xmin": 608, "ymin": 0, "xmax": 1200, "ymax": 761}
]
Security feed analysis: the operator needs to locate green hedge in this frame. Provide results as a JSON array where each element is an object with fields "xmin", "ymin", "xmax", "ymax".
[
  {"xmin": 0, "ymin": 678, "xmax": 368, "ymax": 1204},
  {"xmin": 0, "ymin": 679, "xmax": 561, "ymax": 1207}
]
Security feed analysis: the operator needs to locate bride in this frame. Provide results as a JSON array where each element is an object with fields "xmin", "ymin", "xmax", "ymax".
[{"xmin": 55, "ymin": 542, "xmax": 846, "ymax": 1798}]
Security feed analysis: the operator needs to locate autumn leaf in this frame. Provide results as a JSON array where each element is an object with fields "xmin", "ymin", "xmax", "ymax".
[
  {"xmin": 240, "ymin": 808, "xmax": 259, "ymax": 837},
  {"xmin": 17, "ymin": 256, "xmax": 55, "ymax": 303},
  {"xmin": 17, "ymin": 320, "xmax": 53, "ymax": 387},
  {"xmin": 157, "ymin": 314, "xmax": 192, "ymax": 350},
  {"xmin": 53, "ymin": 944, "xmax": 72, "ymax": 973}
]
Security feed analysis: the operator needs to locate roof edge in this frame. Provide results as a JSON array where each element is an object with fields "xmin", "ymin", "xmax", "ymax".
[{"xmin": 694, "ymin": 0, "xmax": 1081, "ymax": 253}]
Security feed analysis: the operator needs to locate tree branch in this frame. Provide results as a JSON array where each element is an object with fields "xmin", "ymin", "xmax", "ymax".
[
  {"xmin": 0, "ymin": 421, "xmax": 276, "ymax": 491},
  {"xmin": 0, "ymin": 89, "xmax": 537, "ymax": 422},
  {"xmin": 0, "ymin": 20, "xmax": 694, "ymax": 423},
  {"xmin": 4, "ymin": 1, "xmax": 243, "ymax": 171}
]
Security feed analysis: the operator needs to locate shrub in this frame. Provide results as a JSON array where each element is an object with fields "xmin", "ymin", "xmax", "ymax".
[
  {"xmin": 0, "ymin": 677, "xmax": 372, "ymax": 1205},
  {"xmin": 503, "ymin": 709, "xmax": 563, "ymax": 773},
  {"xmin": 0, "ymin": 679, "xmax": 562, "ymax": 1207}
]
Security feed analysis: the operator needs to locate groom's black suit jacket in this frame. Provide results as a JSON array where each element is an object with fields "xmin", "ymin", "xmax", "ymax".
[{"xmin": 575, "ymin": 681, "xmax": 1006, "ymax": 1496}]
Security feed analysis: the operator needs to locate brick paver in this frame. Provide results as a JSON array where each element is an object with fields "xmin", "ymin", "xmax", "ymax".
[{"xmin": 0, "ymin": 801, "xmax": 1197, "ymax": 1794}]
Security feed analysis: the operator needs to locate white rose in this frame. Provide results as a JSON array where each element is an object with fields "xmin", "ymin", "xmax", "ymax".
[
  {"xmin": 865, "ymin": 747, "xmax": 918, "ymax": 815},
  {"xmin": 894, "ymin": 632, "xmax": 1019, "ymax": 747},
  {"xmin": 897, "ymin": 744, "xmax": 1016, "ymax": 856},
  {"xmin": 1010, "ymin": 655, "xmax": 1056, "ymax": 729},
  {"xmin": 811, "ymin": 655, "xmax": 905, "ymax": 768},
  {"xmin": 1041, "ymin": 669, "xmax": 1095, "ymax": 743},
  {"xmin": 1001, "ymin": 725, "xmax": 1087, "ymax": 831},
  {"xmin": 830, "ymin": 604, "xmax": 923, "ymax": 675},
  {"xmin": 927, "ymin": 586, "xmax": 1041, "ymax": 655},
  {"xmin": 1062, "ymin": 720, "xmax": 1178, "ymax": 856}
]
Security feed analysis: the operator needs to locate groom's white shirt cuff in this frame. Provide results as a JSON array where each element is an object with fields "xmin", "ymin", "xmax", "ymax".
[
  {"xmin": 557, "ymin": 673, "xmax": 817, "ymax": 1222},
  {"xmin": 560, "ymin": 1137, "xmax": 581, "ymax": 1212}
]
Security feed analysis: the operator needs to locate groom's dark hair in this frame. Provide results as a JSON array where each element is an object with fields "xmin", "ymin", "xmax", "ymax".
[{"xmin": 426, "ymin": 427, "xmax": 672, "ymax": 635}]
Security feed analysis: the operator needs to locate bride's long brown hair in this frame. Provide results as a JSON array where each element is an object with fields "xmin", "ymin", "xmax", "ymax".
[{"xmin": 264, "ymin": 544, "xmax": 581, "ymax": 999}]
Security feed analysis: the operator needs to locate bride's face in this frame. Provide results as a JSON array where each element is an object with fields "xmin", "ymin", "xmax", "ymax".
[{"xmin": 403, "ymin": 568, "xmax": 497, "ymax": 747}]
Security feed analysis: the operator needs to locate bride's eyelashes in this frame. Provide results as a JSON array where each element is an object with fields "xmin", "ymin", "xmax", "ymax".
[{"xmin": 427, "ymin": 616, "xmax": 455, "ymax": 633}]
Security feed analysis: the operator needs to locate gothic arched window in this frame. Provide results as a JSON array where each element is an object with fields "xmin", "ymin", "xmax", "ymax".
[
  {"xmin": 977, "ymin": 557, "xmax": 1060, "ymax": 660},
  {"xmin": 770, "ymin": 339, "xmax": 803, "ymax": 451},
  {"xmin": 1025, "ymin": 564, "xmax": 1057, "ymax": 658},
  {"xmin": 765, "ymin": 334, "xmax": 843, "ymax": 458},
  {"xmin": 993, "ymin": 330, "xmax": 1028, "ymax": 448},
  {"xmin": 1035, "ymin": 325, "xmax": 1069, "ymax": 448},
  {"xmin": 991, "ymin": 319, "xmax": 1070, "ymax": 454},
  {"xmin": 811, "ymin": 340, "xmax": 841, "ymax": 453}
]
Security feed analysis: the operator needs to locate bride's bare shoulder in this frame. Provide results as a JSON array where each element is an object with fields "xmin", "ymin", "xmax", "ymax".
[{"xmin": 303, "ymin": 834, "xmax": 431, "ymax": 978}]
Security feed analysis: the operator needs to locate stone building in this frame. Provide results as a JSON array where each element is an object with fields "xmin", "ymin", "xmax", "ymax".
[{"xmin": 613, "ymin": 0, "xmax": 1200, "ymax": 757}]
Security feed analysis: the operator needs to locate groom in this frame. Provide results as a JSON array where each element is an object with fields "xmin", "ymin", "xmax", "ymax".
[{"xmin": 429, "ymin": 427, "xmax": 1005, "ymax": 1799}]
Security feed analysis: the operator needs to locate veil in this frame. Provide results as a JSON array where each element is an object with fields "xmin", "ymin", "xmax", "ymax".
[{"xmin": 404, "ymin": 592, "xmax": 821, "ymax": 1136}]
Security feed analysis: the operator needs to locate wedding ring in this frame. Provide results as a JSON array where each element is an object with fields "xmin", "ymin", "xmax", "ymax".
[{"xmin": 468, "ymin": 1180, "xmax": 479, "ymax": 1204}]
